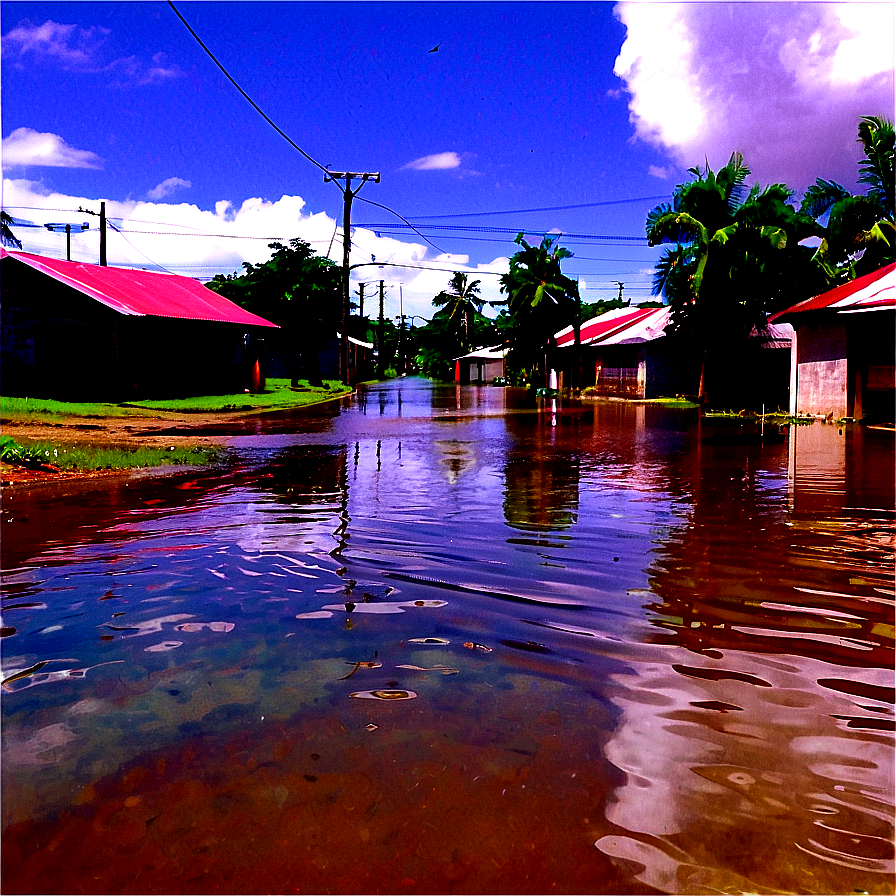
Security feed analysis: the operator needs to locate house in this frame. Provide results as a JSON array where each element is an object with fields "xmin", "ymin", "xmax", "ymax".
[
  {"xmin": 552, "ymin": 306, "xmax": 696, "ymax": 398},
  {"xmin": 553, "ymin": 305, "xmax": 794, "ymax": 408},
  {"xmin": 770, "ymin": 263, "xmax": 894, "ymax": 421},
  {"xmin": 454, "ymin": 345, "xmax": 507, "ymax": 385},
  {"xmin": 1, "ymin": 248, "xmax": 278, "ymax": 401}
]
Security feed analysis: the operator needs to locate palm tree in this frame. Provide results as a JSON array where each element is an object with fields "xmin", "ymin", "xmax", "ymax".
[
  {"xmin": 647, "ymin": 153, "xmax": 817, "ymax": 401},
  {"xmin": 431, "ymin": 272, "xmax": 484, "ymax": 352},
  {"xmin": 1, "ymin": 211, "xmax": 23, "ymax": 250},
  {"xmin": 497, "ymin": 234, "xmax": 580, "ymax": 388},
  {"xmin": 800, "ymin": 115, "xmax": 895, "ymax": 282}
]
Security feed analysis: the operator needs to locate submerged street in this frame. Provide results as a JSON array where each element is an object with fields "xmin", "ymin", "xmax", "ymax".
[{"xmin": 1, "ymin": 378, "xmax": 894, "ymax": 894}]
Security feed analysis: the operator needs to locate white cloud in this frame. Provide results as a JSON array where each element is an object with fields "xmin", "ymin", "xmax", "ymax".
[
  {"xmin": 1, "ymin": 18, "xmax": 183, "ymax": 85},
  {"xmin": 0, "ymin": 177, "xmax": 509, "ymax": 321},
  {"xmin": 1, "ymin": 128, "xmax": 104, "ymax": 169},
  {"xmin": 147, "ymin": 177, "xmax": 192, "ymax": 200},
  {"xmin": 1, "ymin": 19, "xmax": 108, "ymax": 68},
  {"xmin": 402, "ymin": 152, "xmax": 462, "ymax": 171},
  {"xmin": 613, "ymin": 1, "xmax": 895, "ymax": 191},
  {"xmin": 648, "ymin": 165, "xmax": 673, "ymax": 180}
]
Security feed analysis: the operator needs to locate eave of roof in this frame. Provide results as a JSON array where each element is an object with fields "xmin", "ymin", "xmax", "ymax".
[
  {"xmin": 770, "ymin": 263, "xmax": 895, "ymax": 321},
  {"xmin": 1, "ymin": 248, "xmax": 279, "ymax": 328},
  {"xmin": 555, "ymin": 306, "xmax": 664, "ymax": 348}
]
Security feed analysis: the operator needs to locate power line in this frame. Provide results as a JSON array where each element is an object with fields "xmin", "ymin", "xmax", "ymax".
[
  {"xmin": 401, "ymin": 196, "xmax": 670, "ymax": 220},
  {"xmin": 167, "ymin": 1, "xmax": 331, "ymax": 179}
]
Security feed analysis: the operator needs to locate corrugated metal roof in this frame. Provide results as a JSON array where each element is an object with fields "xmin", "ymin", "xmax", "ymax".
[
  {"xmin": 555, "ymin": 307, "xmax": 663, "ymax": 348},
  {"xmin": 455, "ymin": 345, "xmax": 507, "ymax": 361},
  {"xmin": 770, "ymin": 263, "xmax": 895, "ymax": 321},
  {"xmin": 1, "ymin": 248, "xmax": 278, "ymax": 328}
]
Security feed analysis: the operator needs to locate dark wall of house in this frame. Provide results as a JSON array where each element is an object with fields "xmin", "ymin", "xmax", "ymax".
[{"xmin": 2, "ymin": 259, "xmax": 261, "ymax": 400}]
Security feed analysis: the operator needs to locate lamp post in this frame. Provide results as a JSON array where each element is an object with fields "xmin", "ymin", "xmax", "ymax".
[{"xmin": 44, "ymin": 222, "xmax": 90, "ymax": 261}]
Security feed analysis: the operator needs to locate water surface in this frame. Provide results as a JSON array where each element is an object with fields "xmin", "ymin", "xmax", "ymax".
[{"xmin": 2, "ymin": 379, "xmax": 893, "ymax": 894}]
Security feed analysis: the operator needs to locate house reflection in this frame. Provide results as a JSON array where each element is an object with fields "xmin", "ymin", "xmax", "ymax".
[
  {"xmin": 595, "ymin": 422, "xmax": 895, "ymax": 894},
  {"xmin": 503, "ymin": 412, "xmax": 581, "ymax": 531}
]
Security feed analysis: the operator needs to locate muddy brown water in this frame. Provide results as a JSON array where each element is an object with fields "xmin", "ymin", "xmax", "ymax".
[{"xmin": 1, "ymin": 379, "xmax": 893, "ymax": 894}]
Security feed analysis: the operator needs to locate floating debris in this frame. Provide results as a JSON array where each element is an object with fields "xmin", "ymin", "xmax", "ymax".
[
  {"xmin": 365, "ymin": 723, "xmax": 379, "ymax": 731},
  {"xmin": 0, "ymin": 627, "xmax": 17, "ymax": 638},
  {"xmin": 396, "ymin": 664, "xmax": 458, "ymax": 675},
  {"xmin": 174, "ymin": 621, "xmax": 235, "ymax": 633},
  {"xmin": 338, "ymin": 654, "xmax": 383, "ymax": 680},
  {"xmin": 498, "ymin": 639, "xmax": 552, "ymax": 654},
  {"xmin": 2, "ymin": 660, "xmax": 50, "ymax": 689},
  {"xmin": 350, "ymin": 689, "xmax": 417, "ymax": 700},
  {"xmin": 144, "ymin": 641, "xmax": 184, "ymax": 653},
  {"xmin": 320, "ymin": 600, "xmax": 447, "ymax": 615},
  {"xmin": 407, "ymin": 637, "xmax": 450, "ymax": 645},
  {"xmin": 463, "ymin": 642, "xmax": 493, "ymax": 652},
  {"xmin": 2, "ymin": 660, "xmax": 124, "ymax": 693}
]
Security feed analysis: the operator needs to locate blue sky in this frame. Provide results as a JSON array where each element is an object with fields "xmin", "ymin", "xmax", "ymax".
[{"xmin": 2, "ymin": 2, "xmax": 893, "ymax": 322}]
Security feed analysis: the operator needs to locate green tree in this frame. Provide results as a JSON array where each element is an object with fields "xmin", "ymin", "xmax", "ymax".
[
  {"xmin": 431, "ymin": 272, "xmax": 485, "ymax": 353},
  {"xmin": 1, "ymin": 211, "xmax": 22, "ymax": 250},
  {"xmin": 800, "ymin": 115, "xmax": 895, "ymax": 282},
  {"xmin": 647, "ymin": 152, "xmax": 819, "ymax": 401},
  {"xmin": 497, "ymin": 234, "xmax": 580, "ymax": 388},
  {"xmin": 208, "ymin": 239, "xmax": 341, "ymax": 387}
]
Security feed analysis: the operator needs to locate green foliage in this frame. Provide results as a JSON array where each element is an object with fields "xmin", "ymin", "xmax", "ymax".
[
  {"xmin": 801, "ymin": 115, "xmax": 895, "ymax": 283},
  {"xmin": 647, "ymin": 152, "xmax": 820, "ymax": 343},
  {"xmin": 1, "ymin": 380, "xmax": 349, "ymax": 421},
  {"xmin": 0, "ymin": 436, "xmax": 220, "ymax": 471},
  {"xmin": 208, "ymin": 239, "xmax": 341, "ymax": 386},
  {"xmin": 497, "ymin": 234, "xmax": 580, "ymax": 386}
]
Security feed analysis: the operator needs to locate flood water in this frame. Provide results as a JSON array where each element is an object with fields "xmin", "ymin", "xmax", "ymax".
[{"xmin": 2, "ymin": 378, "xmax": 893, "ymax": 895}]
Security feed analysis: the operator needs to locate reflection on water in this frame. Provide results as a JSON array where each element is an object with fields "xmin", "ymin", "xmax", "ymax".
[{"xmin": 1, "ymin": 379, "xmax": 893, "ymax": 894}]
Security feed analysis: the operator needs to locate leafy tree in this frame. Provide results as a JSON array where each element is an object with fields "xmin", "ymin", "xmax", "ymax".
[
  {"xmin": 800, "ymin": 115, "xmax": 895, "ymax": 282},
  {"xmin": 647, "ymin": 152, "xmax": 820, "ymax": 401},
  {"xmin": 207, "ymin": 239, "xmax": 340, "ymax": 387},
  {"xmin": 1, "ymin": 211, "xmax": 22, "ymax": 250},
  {"xmin": 431, "ymin": 272, "xmax": 485, "ymax": 353},
  {"xmin": 497, "ymin": 234, "xmax": 580, "ymax": 387}
]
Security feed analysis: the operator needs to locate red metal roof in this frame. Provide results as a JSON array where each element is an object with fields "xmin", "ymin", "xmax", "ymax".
[
  {"xmin": 1, "ymin": 248, "xmax": 278, "ymax": 328},
  {"xmin": 770, "ymin": 263, "xmax": 895, "ymax": 321},
  {"xmin": 555, "ymin": 307, "xmax": 658, "ymax": 347}
]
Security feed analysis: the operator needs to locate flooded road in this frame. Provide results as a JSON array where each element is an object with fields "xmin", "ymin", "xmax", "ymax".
[{"xmin": 2, "ymin": 378, "xmax": 893, "ymax": 894}]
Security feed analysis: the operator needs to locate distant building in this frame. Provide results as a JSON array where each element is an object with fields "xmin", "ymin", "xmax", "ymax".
[
  {"xmin": 771, "ymin": 263, "xmax": 894, "ymax": 421},
  {"xmin": 1, "ymin": 248, "xmax": 278, "ymax": 401},
  {"xmin": 553, "ymin": 307, "xmax": 696, "ymax": 398},
  {"xmin": 554, "ymin": 305, "xmax": 794, "ymax": 409},
  {"xmin": 454, "ymin": 345, "xmax": 507, "ymax": 385}
]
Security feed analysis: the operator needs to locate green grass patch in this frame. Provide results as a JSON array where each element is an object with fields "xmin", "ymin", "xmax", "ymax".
[
  {"xmin": 1, "ymin": 378, "xmax": 350, "ymax": 420},
  {"xmin": 1, "ymin": 396, "xmax": 143, "ymax": 418},
  {"xmin": 1, "ymin": 436, "xmax": 221, "ymax": 471},
  {"xmin": 126, "ymin": 378, "xmax": 349, "ymax": 412}
]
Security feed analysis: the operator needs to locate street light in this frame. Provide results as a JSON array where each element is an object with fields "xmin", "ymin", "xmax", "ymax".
[{"xmin": 44, "ymin": 222, "xmax": 89, "ymax": 261}]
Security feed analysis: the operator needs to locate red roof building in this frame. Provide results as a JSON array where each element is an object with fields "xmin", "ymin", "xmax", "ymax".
[
  {"xmin": 771, "ymin": 264, "xmax": 894, "ymax": 420},
  {"xmin": 1, "ymin": 250, "xmax": 278, "ymax": 401}
]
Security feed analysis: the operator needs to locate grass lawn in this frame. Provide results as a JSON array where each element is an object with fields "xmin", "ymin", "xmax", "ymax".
[
  {"xmin": 1, "ymin": 378, "xmax": 350, "ymax": 421},
  {"xmin": 1, "ymin": 437, "xmax": 221, "ymax": 472}
]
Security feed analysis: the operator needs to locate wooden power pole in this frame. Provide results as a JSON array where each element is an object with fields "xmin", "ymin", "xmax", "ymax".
[{"xmin": 324, "ymin": 171, "xmax": 380, "ymax": 385}]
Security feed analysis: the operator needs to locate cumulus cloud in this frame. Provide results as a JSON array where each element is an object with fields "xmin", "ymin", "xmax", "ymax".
[
  {"xmin": 403, "ymin": 152, "xmax": 462, "ymax": 171},
  {"xmin": 648, "ymin": 165, "xmax": 674, "ymax": 180},
  {"xmin": 147, "ymin": 177, "xmax": 192, "ymax": 200},
  {"xmin": 613, "ymin": 1, "xmax": 895, "ymax": 191},
  {"xmin": 1, "ymin": 177, "xmax": 508, "ymax": 320},
  {"xmin": 2, "ymin": 128, "xmax": 104, "ymax": 169}
]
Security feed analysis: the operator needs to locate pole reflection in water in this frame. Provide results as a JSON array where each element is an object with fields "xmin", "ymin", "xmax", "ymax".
[{"xmin": 1, "ymin": 379, "xmax": 892, "ymax": 895}]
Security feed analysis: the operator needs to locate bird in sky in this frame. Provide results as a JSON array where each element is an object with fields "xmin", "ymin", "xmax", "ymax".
[{"xmin": 429, "ymin": 43, "xmax": 440, "ymax": 53}]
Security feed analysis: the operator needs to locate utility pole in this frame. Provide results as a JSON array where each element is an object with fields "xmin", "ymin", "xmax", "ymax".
[
  {"xmin": 378, "ymin": 280, "xmax": 385, "ymax": 378},
  {"xmin": 78, "ymin": 201, "xmax": 107, "ymax": 265},
  {"xmin": 357, "ymin": 282, "xmax": 365, "ymax": 320},
  {"xmin": 616, "ymin": 281, "xmax": 625, "ymax": 304},
  {"xmin": 324, "ymin": 171, "xmax": 380, "ymax": 386}
]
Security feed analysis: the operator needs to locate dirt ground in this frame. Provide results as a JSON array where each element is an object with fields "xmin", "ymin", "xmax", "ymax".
[{"xmin": 0, "ymin": 409, "xmax": 243, "ymax": 489}]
